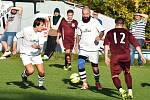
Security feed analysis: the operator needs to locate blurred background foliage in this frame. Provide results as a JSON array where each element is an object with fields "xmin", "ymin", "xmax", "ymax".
[{"xmin": 71, "ymin": 0, "xmax": 150, "ymax": 49}]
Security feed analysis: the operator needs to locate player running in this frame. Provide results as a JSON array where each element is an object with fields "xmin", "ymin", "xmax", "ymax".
[
  {"xmin": 104, "ymin": 17, "xmax": 146, "ymax": 99},
  {"xmin": 76, "ymin": 6, "xmax": 104, "ymax": 90},
  {"xmin": 13, "ymin": 18, "xmax": 46, "ymax": 90},
  {"xmin": 57, "ymin": 9, "xmax": 78, "ymax": 71}
]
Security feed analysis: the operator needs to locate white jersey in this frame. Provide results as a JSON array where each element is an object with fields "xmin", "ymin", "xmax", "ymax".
[
  {"xmin": 16, "ymin": 26, "xmax": 43, "ymax": 56},
  {"xmin": 77, "ymin": 17, "xmax": 104, "ymax": 51}
]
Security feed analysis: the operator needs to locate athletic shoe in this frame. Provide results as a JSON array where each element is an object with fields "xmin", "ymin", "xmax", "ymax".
[
  {"xmin": 38, "ymin": 86, "xmax": 46, "ymax": 90},
  {"xmin": 67, "ymin": 65, "xmax": 72, "ymax": 71},
  {"xmin": 120, "ymin": 89, "xmax": 127, "ymax": 100},
  {"xmin": 21, "ymin": 74, "xmax": 29, "ymax": 86},
  {"xmin": 0, "ymin": 56, "xmax": 6, "ymax": 60},
  {"xmin": 95, "ymin": 82, "xmax": 103, "ymax": 90},
  {"xmin": 81, "ymin": 82, "xmax": 89, "ymax": 90},
  {"xmin": 2, "ymin": 51, "xmax": 11, "ymax": 57},
  {"xmin": 128, "ymin": 93, "xmax": 133, "ymax": 99},
  {"xmin": 63, "ymin": 66, "xmax": 68, "ymax": 71},
  {"xmin": 42, "ymin": 55, "xmax": 49, "ymax": 61}
]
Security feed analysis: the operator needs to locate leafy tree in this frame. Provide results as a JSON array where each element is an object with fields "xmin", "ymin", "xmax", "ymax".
[{"xmin": 73, "ymin": 0, "xmax": 150, "ymax": 48}]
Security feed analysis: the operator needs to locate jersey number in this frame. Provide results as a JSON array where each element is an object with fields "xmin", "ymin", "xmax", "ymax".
[{"xmin": 113, "ymin": 32, "xmax": 125, "ymax": 44}]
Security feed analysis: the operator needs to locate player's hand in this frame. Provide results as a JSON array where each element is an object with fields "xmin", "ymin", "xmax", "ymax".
[
  {"xmin": 95, "ymin": 36, "xmax": 101, "ymax": 42},
  {"xmin": 105, "ymin": 57, "xmax": 110, "ymax": 66},
  {"xmin": 32, "ymin": 44, "xmax": 40, "ymax": 49},
  {"xmin": 56, "ymin": 38, "xmax": 60, "ymax": 44},
  {"xmin": 141, "ymin": 55, "xmax": 146, "ymax": 64}
]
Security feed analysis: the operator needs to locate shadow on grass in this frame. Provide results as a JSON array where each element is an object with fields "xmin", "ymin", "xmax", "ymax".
[
  {"xmin": 62, "ymin": 78, "xmax": 82, "ymax": 89},
  {"xmin": 62, "ymin": 78, "xmax": 120, "ymax": 99},
  {"xmin": 89, "ymin": 86, "xmax": 120, "ymax": 99},
  {"xmin": 6, "ymin": 81, "xmax": 47, "ymax": 90},
  {"xmin": 49, "ymin": 64, "xmax": 64, "ymax": 69},
  {"xmin": 141, "ymin": 83, "xmax": 150, "ymax": 87}
]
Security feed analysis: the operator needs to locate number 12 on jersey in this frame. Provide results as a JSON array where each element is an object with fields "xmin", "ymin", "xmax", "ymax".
[{"xmin": 113, "ymin": 32, "xmax": 125, "ymax": 44}]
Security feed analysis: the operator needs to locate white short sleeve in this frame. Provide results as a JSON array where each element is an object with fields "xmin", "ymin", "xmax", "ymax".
[
  {"xmin": 96, "ymin": 20, "xmax": 105, "ymax": 34},
  {"xmin": 16, "ymin": 30, "xmax": 24, "ymax": 39}
]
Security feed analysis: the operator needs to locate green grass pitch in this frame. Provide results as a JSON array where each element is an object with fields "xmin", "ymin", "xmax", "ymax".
[{"xmin": 0, "ymin": 53, "xmax": 150, "ymax": 100}]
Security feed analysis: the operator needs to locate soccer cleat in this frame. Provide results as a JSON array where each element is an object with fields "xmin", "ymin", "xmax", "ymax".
[
  {"xmin": 42, "ymin": 55, "xmax": 49, "ymax": 61},
  {"xmin": 128, "ymin": 93, "xmax": 133, "ymax": 99},
  {"xmin": 81, "ymin": 82, "xmax": 89, "ymax": 90},
  {"xmin": 2, "ymin": 51, "xmax": 11, "ymax": 57},
  {"xmin": 67, "ymin": 65, "xmax": 72, "ymax": 71},
  {"xmin": 38, "ymin": 86, "xmax": 46, "ymax": 90},
  {"xmin": 95, "ymin": 82, "xmax": 103, "ymax": 90},
  {"xmin": 63, "ymin": 66, "xmax": 68, "ymax": 71},
  {"xmin": 120, "ymin": 89, "xmax": 127, "ymax": 100},
  {"xmin": 21, "ymin": 74, "xmax": 29, "ymax": 86}
]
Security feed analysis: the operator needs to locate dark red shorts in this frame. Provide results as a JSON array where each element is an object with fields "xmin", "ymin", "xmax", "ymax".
[
  {"xmin": 63, "ymin": 42, "xmax": 74, "ymax": 50},
  {"xmin": 110, "ymin": 55, "xmax": 130, "ymax": 76}
]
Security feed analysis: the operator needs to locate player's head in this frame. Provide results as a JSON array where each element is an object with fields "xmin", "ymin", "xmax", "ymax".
[
  {"xmin": 82, "ymin": 6, "xmax": 91, "ymax": 23},
  {"xmin": 67, "ymin": 9, "xmax": 74, "ymax": 21},
  {"xmin": 11, "ymin": 9, "xmax": 17, "ymax": 15},
  {"xmin": 115, "ymin": 17, "xmax": 124, "ymax": 27},
  {"xmin": 33, "ymin": 18, "xmax": 45, "ymax": 32},
  {"xmin": 54, "ymin": 8, "xmax": 60, "ymax": 16}
]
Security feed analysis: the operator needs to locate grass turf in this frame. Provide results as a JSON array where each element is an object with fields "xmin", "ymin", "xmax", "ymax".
[{"xmin": 0, "ymin": 53, "xmax": 150, "ymax": 100}]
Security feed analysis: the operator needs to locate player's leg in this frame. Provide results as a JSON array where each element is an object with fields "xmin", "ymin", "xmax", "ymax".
[
  {"xmin": 111, "ymin": 61, "xmax": 127, "ymax": 99},
  {"xmin": 89, "ymin": 51, "xmax": 102, "ymax": 90},
  {"xmin": 33, "ymin": 55, "xmax": 45, "ymax": 89},
  {"xmin": 36, "ymin": 63, "xmax": 45, "ymax": 90},
  {"xmin": 21, "ymin": 54, "xmax": 34, "ymax": 86},
  {"xmin": 78, "ymin": 55, "xmax": 89, "ymax": 89},
  {"xmin": 122, "ymin": 62, "xmax": 133, "ymax": 99},
  {"xmin": 64, "ymin": 49, "xmax": 71, "ymax": 70}
]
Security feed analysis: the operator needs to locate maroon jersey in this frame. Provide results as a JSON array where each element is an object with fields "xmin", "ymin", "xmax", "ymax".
[
  {"xmin": 104, "ymin": 28, "xmax": 139, "ymax": 56},
  {"xmin": 58, "ymin": 18, "xmax": 78, "ymax": 45}
]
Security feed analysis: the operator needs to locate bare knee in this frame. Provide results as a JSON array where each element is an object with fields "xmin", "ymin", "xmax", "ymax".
[{"xmin": 26, "ymin": 65, "xmax": 34, "ymax": 75}]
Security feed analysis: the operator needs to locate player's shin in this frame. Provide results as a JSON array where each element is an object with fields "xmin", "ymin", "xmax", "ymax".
[{"xmin": 38, "ymin": 75, "xmax": 44, "ymax": 87}]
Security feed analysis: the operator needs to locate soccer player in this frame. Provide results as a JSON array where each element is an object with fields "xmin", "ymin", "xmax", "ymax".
[
  {"xmin": 13, "ymin": 18, "xmax": 46, "ymax": 90},
  {"xmin": 57, "ymin": 9, "xmax": 78, "ymax": 71},
  {"xmin": 76, "ymin": 6, "xmax": 104, "ymax": 90},
  {"xmin": 104, "ymin": 17, "xmax": 146, "ymax": 99}
]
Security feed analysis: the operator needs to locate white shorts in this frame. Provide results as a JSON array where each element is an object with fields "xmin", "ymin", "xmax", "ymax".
[
  {"xmin": 79, "ymin": 50, "xmax": 99, "ymax": 64},
  {"xmin": 20, "ymin": 54, "xmax": 43, "ymax": 66}
]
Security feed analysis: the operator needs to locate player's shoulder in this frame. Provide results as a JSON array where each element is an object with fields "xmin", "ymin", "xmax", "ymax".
[{"xmin": 72, "ymin": 19, "xmax": 78, "ymax": 24}]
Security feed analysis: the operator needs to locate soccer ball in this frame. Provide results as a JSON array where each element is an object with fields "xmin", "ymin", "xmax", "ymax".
[{"xmin": 70, "ymin": 73, "xmax": 80, "ymax": 84}]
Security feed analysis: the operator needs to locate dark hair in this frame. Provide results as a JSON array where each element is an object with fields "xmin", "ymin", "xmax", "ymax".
[
  {"xmin": 33, "ymin": 18, "xmax": 45, "ymax": 27},
  {"xmin": 67, "ymin": 9, "xmax": 74, "ymax": 14},
  {"xmin": 115, "ymin": 17, "xmax": 124, "ymax": 24}
]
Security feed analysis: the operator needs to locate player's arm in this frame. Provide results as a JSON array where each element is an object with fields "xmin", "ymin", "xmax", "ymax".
[
  {"xmin": 104, "ymin": 33, "xmax": 110, "ymax": 66},
  {"xmin": 11, "ymin": 6, "xmax": 23, "ymax": 15},
  {"xmin": 56, "ymin": 19, "xmax": 63, "ymax": 44},
  {"xmin": 104, "ymin": 45, "xmax": 110, "ymax": 66},
  {"xmin": 96, "ymin": 20, "xmax": 105, "ymax": 41},
  {"xmin": 12, "ymin": 30, "xmax": 24, "ymax": 55}
]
